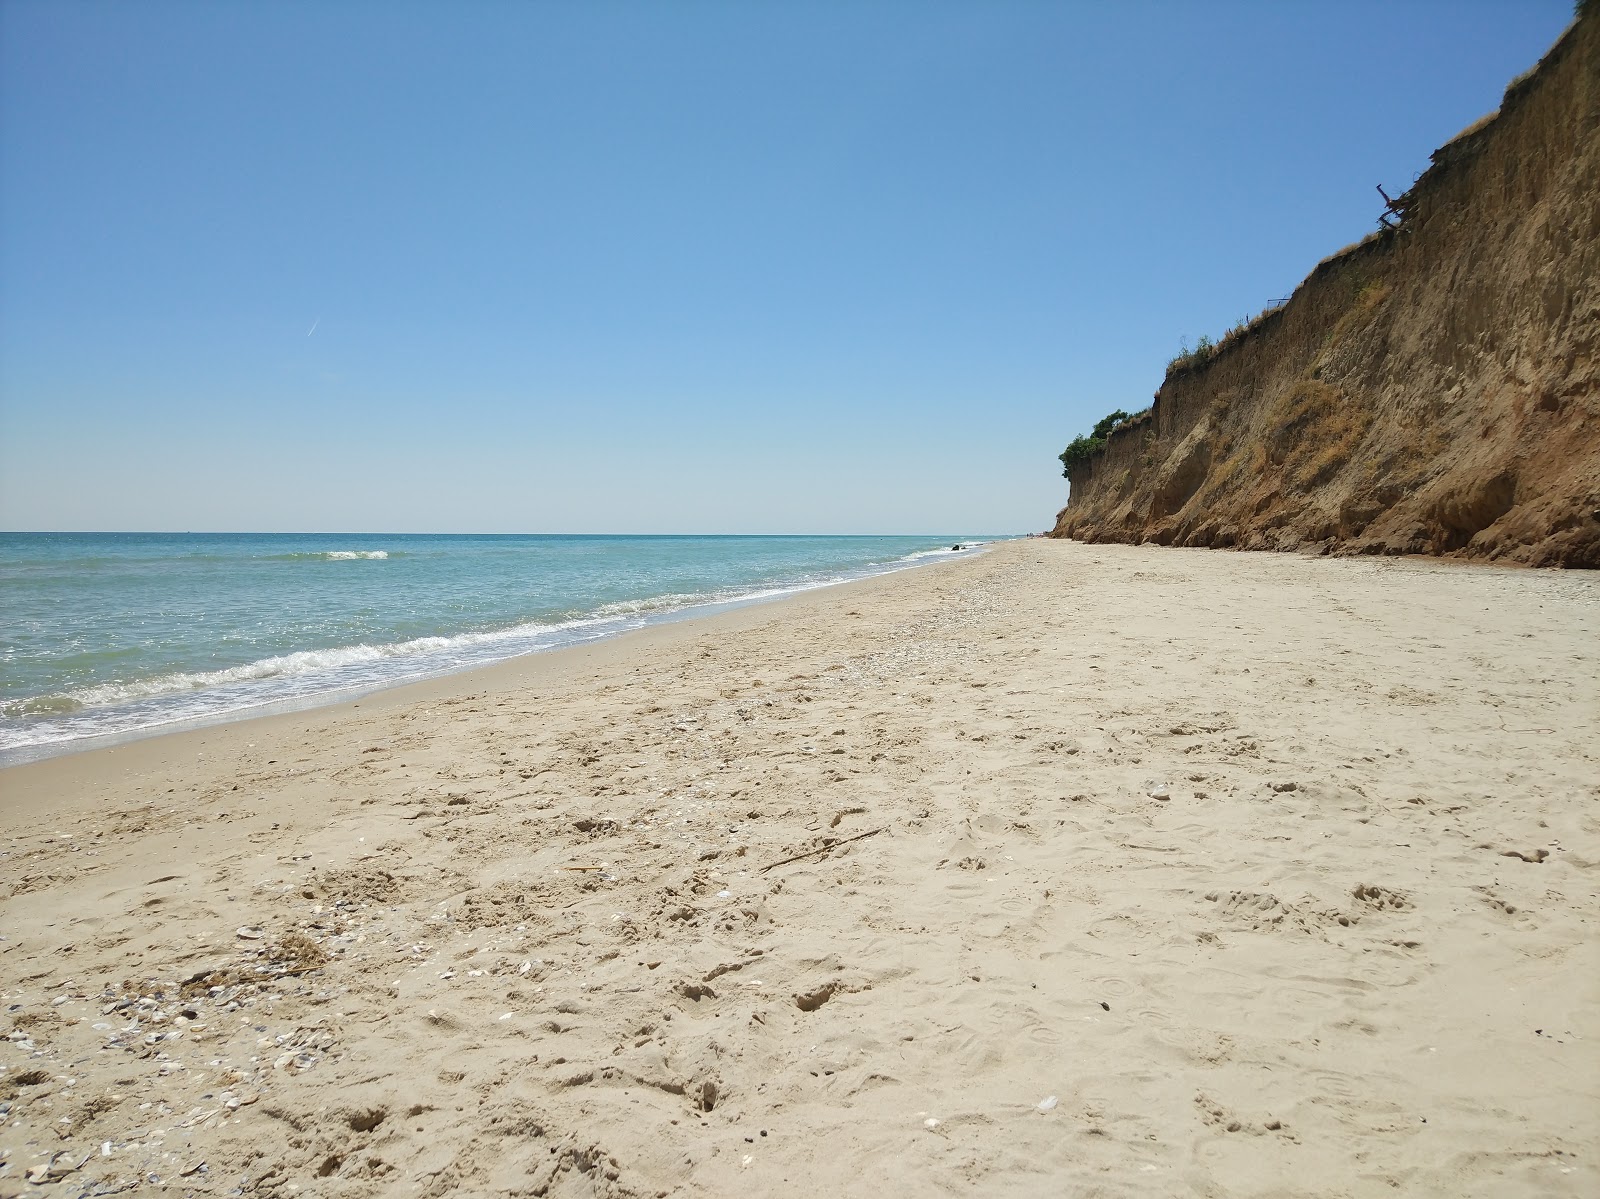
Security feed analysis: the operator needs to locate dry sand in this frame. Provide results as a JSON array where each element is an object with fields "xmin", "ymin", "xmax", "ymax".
[{"xmin": 1, "ymin": 539, "xmax": 1596, "ymax": 1198}]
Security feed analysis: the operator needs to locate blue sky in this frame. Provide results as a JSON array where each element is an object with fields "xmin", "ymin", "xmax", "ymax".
[{"xmin": 0, "ymin": 0, "xmax": 1575, "ymax": 534}]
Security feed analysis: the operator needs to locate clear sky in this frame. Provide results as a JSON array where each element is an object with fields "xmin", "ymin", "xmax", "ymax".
[{"xmin": 0, "ymin": 0, "xmax": 1576, "ymax": 534}]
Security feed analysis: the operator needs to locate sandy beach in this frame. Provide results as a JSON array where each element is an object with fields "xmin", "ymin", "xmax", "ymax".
[{"xmin": 1, "ymin": 538, "xmax": 1596, "ymax": 1198}]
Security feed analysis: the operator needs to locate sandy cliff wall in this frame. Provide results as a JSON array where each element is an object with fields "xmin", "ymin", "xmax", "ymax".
[{"xmin": 1052, "ymin": 10, "xmax": 1600, "ymax": 567}]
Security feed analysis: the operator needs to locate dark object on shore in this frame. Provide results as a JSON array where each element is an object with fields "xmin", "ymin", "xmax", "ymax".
[{"xmin": 951, "ymin": 543, "xmax": 964, "ymax": 551}]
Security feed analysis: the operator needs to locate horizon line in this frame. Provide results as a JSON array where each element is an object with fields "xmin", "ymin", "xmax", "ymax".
[{"xmin": 0, "ymin": 528, "xmax": 1026, "ymax": 538}]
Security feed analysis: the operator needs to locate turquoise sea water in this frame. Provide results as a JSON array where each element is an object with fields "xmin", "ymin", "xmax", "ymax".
[{"xmin": 0, "ymin": 532, "xmax": 996, "ymax": 761}]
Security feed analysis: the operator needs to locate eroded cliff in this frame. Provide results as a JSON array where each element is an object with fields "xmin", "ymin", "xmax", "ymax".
[{"xmin": 1052, "ymin": 9, "xmax": 1600, "ymax": 567}]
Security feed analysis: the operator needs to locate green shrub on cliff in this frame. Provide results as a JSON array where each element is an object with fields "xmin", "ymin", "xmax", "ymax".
[
  {"xmin": 1059, "ymin": 435, "xmax": 1101, "ymax": 477},
  {"xmin": 1059, "ymin": 409, "xmax": 1133, "ymax": 479},
  {"xmin": 1091, "ymin": 409, "xmax": 1131, "ymax": 439},
  {"xmin": 1167, "ymin": 334, "xmax": 1217, "ymax": 374},
  {"xmin": 1166, "ymin": 298, "xmax": 1294, "ymax": 378}
]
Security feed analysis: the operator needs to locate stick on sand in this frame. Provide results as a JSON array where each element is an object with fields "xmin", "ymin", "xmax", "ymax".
[{"xmin": 760, "ymin": 826, "xmax": 885, "ymax": 872}]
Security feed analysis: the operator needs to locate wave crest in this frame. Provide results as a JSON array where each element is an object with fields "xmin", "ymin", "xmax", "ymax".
[
  {"xmin": 58, "ymin": 634, "xmax": 484, "ymax": 709},
  {"xmin": 269, "ymin": 550, "xmax": 392, "ymax": 561}
]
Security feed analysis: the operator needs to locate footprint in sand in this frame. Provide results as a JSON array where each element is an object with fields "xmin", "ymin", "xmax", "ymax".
[
  {"xmin": 1497, "ymin": 847, "xmax": 1550, "ymax": 864},
  {"xmin": 1351, "ymin": 884, "xmax": 1411, "ymax": 911},
  {"xmin": 1023, "ymin": 1021, "xmax": 1064, "ymax": 1046},
  {"xmin": 1194, "ymin": 1092, "xmax": 1288, "ymax": 1136},
  {"xmin": 1207, "ymin": 890, "xmax": 1351, "ymax": 935},
  {"xmin": 1475, "ymin": 886, "xmax": 1526, "ymax": 917},
  {"xmin": 1310, "ymin": 1071, "xmax": 1361, "ymax": 1099},
  {"xmin": 794, "ymin": 982, "xmax": 837, "ymax": 1012}
]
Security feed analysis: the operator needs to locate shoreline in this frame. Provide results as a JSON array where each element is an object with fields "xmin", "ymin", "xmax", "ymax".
[
  {"xmin": 1, "ymin": 539, "xmax": 1594, "ymax": 1196},
  {"xmin": 0, "ymin": 546, "xmax": 994, "ymax": 820},
  {"xmin": 0, "ymin": 538, "xmax": 996, "ymax": 771}
]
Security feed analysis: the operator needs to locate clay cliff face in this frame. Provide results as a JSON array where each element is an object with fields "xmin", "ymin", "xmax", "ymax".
[{"xmin": 1052, "ymin": 10, "xmax": 1600, "ymax": 567}]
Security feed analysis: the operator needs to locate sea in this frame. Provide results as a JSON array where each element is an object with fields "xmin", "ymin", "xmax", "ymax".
[{"xmin": 0, "ymin": 532, "xmax": 998, "ymax": 764}]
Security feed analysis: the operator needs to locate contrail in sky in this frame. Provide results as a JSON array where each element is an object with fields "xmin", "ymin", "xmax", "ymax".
[{"xmin": 307, "ymin": 317, "xmax": 320, "ymax": 336}]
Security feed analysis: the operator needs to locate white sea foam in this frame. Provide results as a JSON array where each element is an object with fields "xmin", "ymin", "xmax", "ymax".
[
  {"xmin": 57, "ymin": 624, "xmax": 561, "ymax": 710},
  {"xmin": 590, "ymin": 591, "xmax": 716, "ymax": 619},
  {"xmin": 273, "ymin": 549, "xmax": 391, "ymax": 561},
  {"xmin": 899, "ymin": 541, "xmax": 985, "ymax": 562}
]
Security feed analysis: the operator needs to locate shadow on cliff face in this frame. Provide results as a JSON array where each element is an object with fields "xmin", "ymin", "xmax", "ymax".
[{"xmin": 1434, "ymin": 471, "xmax": 1518, "ymax": 552}]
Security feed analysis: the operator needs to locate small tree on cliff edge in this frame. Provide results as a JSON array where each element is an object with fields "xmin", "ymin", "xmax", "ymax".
[{"xmin": 1059, "ymin": 409, "xmax": 1131, "ymax": 480}]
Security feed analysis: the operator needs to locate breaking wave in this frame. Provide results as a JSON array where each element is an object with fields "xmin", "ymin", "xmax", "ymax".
[{"xmin": 48, "ymin": 624, "xmax": 561, "ymax": 711}]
